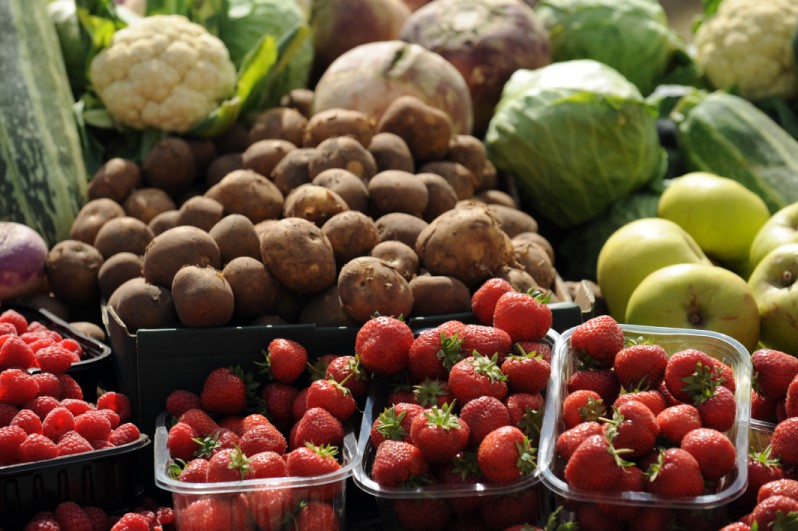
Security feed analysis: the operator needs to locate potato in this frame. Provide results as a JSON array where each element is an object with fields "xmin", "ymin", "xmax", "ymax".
[
  {"xmin": 338, "ymin": 256, "xmax": 414, "ymax": 323},
  {"xmin": 513, "ymin": 232, "xmax": 555, "ymax": 265},
  {"xmin": 370, "ymin": 240, "xmax": 419, "ymax": 281},
  {"xmin": 312, "ymin": 168, "xmax": 370, "ymax": 212},
  {"xmin": 205, "ymin": 169, "xmax": 284, "ymax": 223},
  {"xmin": 368, "ymin": 132, "xmax": 414, "ymax": 173},
  {"xmin": 108, "ymin": 277, "xmax": 178, "ymax": 332},
  {"xmin": 187, "ymin": 138, "xmax": 217, "ymax": 181},
  {"xmin": 475, "ymin": 189, "xmax": 517, "ymax": 209},
  {"xmin": 376, "ymin": 95, "xmax": 452, "ymax": 161},
  {"xmin": 415, "ymin": 203, "xmax": 509, "ymax": 287},
  {"xmin": 87, "ymin": 158, "xmax": 141, "ymax": 203},
  {"xmin": 409, "ymin": 274, "xmax": 470, "ymax": 316},
  {"xmin": 249, "ymin": 314, "xmax": 289, "ymax": 326},
  {"xmin": 416, "ymin": 172, "xmax": 458, "ymax": 222},
  {"xmin": 123, "ymin": 188, "xmax": 177, "ymax": 224},
  {"xmin": 254, "ymin": 219, "xmax": 280, "ymax": 240},
  {"xmin": 148, "ymin": 210, "xmax": 180, "ymax": 236},
  {"xmin": 271, "ymin": 284, "xmax": 306, "ymax": 323},
  {"xmin": 303, "ymin": 108, "xmax": 374, "ymax": 148},
  {"xmin": 486, "ymin": 204, "xmax": 538, "ymax": 238},
  {"xmin": 322, "ymin": 211, "xmax": 380, "ymax": 265},
  {"xmin": 446, "ymin": 135, "xmax": 486, "ymax": 189},
  {"xmin": 495, "ymin": 265, "xmax": 538, "ymax": 294},
  {"xmin": 69, "ymin": 321, "xmax": 106, "ymax": 342},
  {"xmin": 271, "ymin": 147, "xmax": 316, "ymax": 196},
  {"xmin": 222, "ymin": 256, "xmax": 277, "ymax": 319},
  {"xmin": 142, "ymin": 225, "xmax": 221, "ymax": 288},
  {"xmin": 249, "ymin": 107, "xmax": 308, "ymax": 147},
  {"xmin": 368, "ymin": 170, "xmax": 429, "ymax": 217},
  {"xmin": 297, "ymin": 285, "xmax": 359, "ymax": 327},
  {"xmin": 513, "ymin": 239, "xmax": 556, "ymax": 291},
  {"xmin": 260, "ymin": 218, "xmax": 337, "ymax": 294},
  {"xmin": 375, "ymin": 212, "xmax": 428, "ymax": 248},
  {"xmin": 176, "ymin": 196, "xmax": 225, "ymax": 232},
  {"xmin": 280, "ymin": 88, "xmax": 315, "ymax": 119},
  {"xmin": 482, "ymin": 159, "xmax": 499, "ymax": 191},
  {"xmin": 206, "ymin": 153, "xmax": 244, "ymax": 188},
  {"xmin": 172, "ymin": 265, "xmax": 234, "ymax": 327},
  {"xmin": 142, "ymin": 137, "xmax": 197, "ymax": 198},
  {"xmin": 243, "ymin": 139, "xmax": 296, "ymax": 178},
  {"xmin": 420, "ymin": 161, "xmax": 476, "ymax": 201},
  {"xmin": 283, "ymin": 184, "xmax": 349, "ymax": 227},
  {"xmin": 209, "ymin": 214, "xmax": 261, "ymax": 264},
  {"xmin": 98, "ymin": 252, "xmax": 144, "ymax": 301},
  {"xmin": 46, "ymin": 240, "xmax": 104, "ymax": 306},
  {"xmin": 307, "ymin": 136, "xmax": 378, "ymax": 181},
  {"xmin": 70, "ymin": 198, "xmax": 125, "ymax": 245},
  {"xmin": 214, "ymin": 122, "xmax": 250, "ymax": 154},
  {"xmin": 93, "ymin": 216, "xmax": 155, "ymax": 259}
]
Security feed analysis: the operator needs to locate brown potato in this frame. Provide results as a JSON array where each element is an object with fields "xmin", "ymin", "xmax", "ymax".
[
  {"xmin": 370, "ymin": 240, "xmax": 419, "ymax": 281},
  {"xmin": 495, "ymin": 266, "xmax": 538, "ymax": 294},
  {"xmin": 206, "ymin": 153, "xmax": 244, "ymax": 188},
  {"xmin": 209, "ymin": 214, "xmax": 262, "ymax": 264},
  {"xmin": 312, "ymin": 168, "xmax": 370, "ymax": 212},
  {"xmin": 254, "ymin": 219, "xmax": 280, "ymax": 240},
  {"xmin": 176, "ymin": 196, "xmax": 224, "ymax": 232},
  {"xmin": 482, "ymin": 159, "xmax": 499, "ymax": 190},
  {"xmin": 409, "ymin": 274, "xmax": 470, "ymax": 316},
  {"xmin": 123, "ymin": 188, "xmax": 177, "ymax": 224},
  {"xmin": 513, "ymin": 240, "xmax": 556, "ymax": 290},
  {"xmin": 297, "ymin": 285, "xmax": 359, "ymax": 327},
  {"xmin": 93, "ymin": 216, "xmax": 155, "ymax": 259},
  {"xmin": 475, "ymin": 189, "xmax": 518, "ymax": 209},
  {"xmin": 377, "ymin": 95, "xmax": 453, "ymax": 162},
  {"xmin": 271, "ymin": 284, "xmax": 306, "ymax": 323},
  {"xmin": 142, "ymin": 225, "xmax": 221, "ymax": 288},
  {"xmin": 322, "ymin": 211, "xmax": 381, "ymax": 266},
  {"xmin": 68, "ymin": 321, "xmax": 106, "ymax": 342},
  {"xmin": 280, "ymin": 89, "xmax": 315, "ymax": 119},
  {"xmin": 98, "ymin": 252, "xmax": 144, "ymax": 301},
  {"xmin": 303, "ymin": 108, "xmax": 374, "ymax": 148},
  {"xmin": 172, "ymin": 265, "xmax": 234, "ymax": 327},
  {"xmin": 337, "ymin": 256, "xmax": 414, "ymax": 323},
  {"xmin": 46, "ymin": 240, "xmax": 104, "ymax": 306},
  {"xmin": 70, "ymin": 198, "xmax": 126, "ymax": 245},
  {"xmin": 368, "ymin": 132, "xmax": 414, "ymax": 173},
  {"xmin": 271, "ymin": 147, "xmax": 316, "ymax": 196},
  {"xmin": 307, "ymin": 136, "xmax": 378, "ymax": 181},
  {"xmin": 416, "ymin": 173, "xmax": 458, "ymax": 222},
  {"xmin": 205, "ymin": 169, "xmax": 284, "ymax": 223},
  {"xmin": 283, "ymin": 184, "xmax": 349, "ymax": 227},
  {"xmin": 368, "ymin": 170, "xmax": 429, "ymax": 217},
  {"xmin": 486, "ymin": 205, "xmax": 538, "ymax": 238},
  {"xmin": 142, "ymin": 137, "xmax": 197, "ymax": 198},
  {"xmin": 375, "ymin": 212, "xmax": 428, "ymax": 248},
  {"xmin": 214, "ymin": 122, "xmax": 250, "ymax": 154},
  {"xmin": 148, "ymin": 210, "xmax": 180, "ymax": 236},
  {"xmin": 249, "ymin": 107, "xmax": 309, "ymax": 146},
  {"xmin": 108, "ymin": 277, "xmax": 178, "ymax": 332},
  {"xmin": 446, "ymin": 135, "xmax": 486, "ymax": 189},
  {"xmin": 419, "ymin": 161, "xmax": 475, "ymax": 200},
  {"xmin": 513, "ymin": 232, "xmax": 555, "ymax": 265},
  {"xmin": 222, "ymin": 257, "xmax": 277, "ymax": 319},
  {"xmin": 187, "ymin": 138, "xmax": 217, "ymax": 181},
  {"xmin": 260, "ymin": 218, "xmax": 337, "ymax": 294},
  {"xmin": 242, "ymin": 139, "xmax": 296, "ymax": 178},
  {"xmin": 88, "ymin": 158, "xmax": 142, "ymax": 203}
]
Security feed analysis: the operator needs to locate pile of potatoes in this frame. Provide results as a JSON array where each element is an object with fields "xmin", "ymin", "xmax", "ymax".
[{"xmin": 50, "ymin": 89, "xmax": 564, "ymax": 331}]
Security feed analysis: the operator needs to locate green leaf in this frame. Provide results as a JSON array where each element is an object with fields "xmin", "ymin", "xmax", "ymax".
[
  {"xmin": 145, "ymin": 0, "xmax": 191, "ymax": 16},
  {"xmin": 187, "ymin": 0, "xmax": 226, "ymax": 36},
  {"xmin": 71, "ymin": 98, "xmax": 107, "ymax": 175},
  {"xmin": 701, "ymin": 0, "xmax": 722, "ymax": 17}
]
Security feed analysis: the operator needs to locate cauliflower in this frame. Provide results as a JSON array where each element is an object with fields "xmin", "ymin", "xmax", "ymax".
[
  {"xmin": 694, "ymin": 0, "xmax": 798, "ymax": 101},
  {"xmin": 90, "ymin": 15, "xmax": 237, "ymax": 133}
]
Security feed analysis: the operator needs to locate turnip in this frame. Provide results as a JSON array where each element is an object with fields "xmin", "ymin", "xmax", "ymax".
[{"xmin": 0, "ymin": 222, "xmax": 48, "ymax": 302}]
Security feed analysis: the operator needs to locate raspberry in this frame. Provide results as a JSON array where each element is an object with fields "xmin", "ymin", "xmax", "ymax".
[
  {"xmin": 23, "ymin": 513, "xmax": 61, "ymax": 531},
  {"xmin": 32, "ymin": 372, "xmax": 61, "ymax": 398},
  {"xmin": 75, "ymin": 411, "xmax": 112, "ymax": 442},
  {"xmin": 59, "ymin": 338, "xmax": 84, "ymax": 359},
  {"xmin": 95, "ymin": 408, "xmax": 121, "ymax": 429},
  {"xmin": 0, "ymin": 335, "xmax": 36, "ymax": 369},
  {"xmin": 28, "ymin": 337, "xmax": 56, "ymax": 353},
  {"xmin": 0, "ymin": 424, "xmax": 27, "ymax": 465},
  {"xmin": 0, "ymin": 401, "xmax": 19, "ymax": 426},
  {"xmin": 109, "ymin": 512, "xmax": 151, "ymax": 531},
  {"xmin": 0, "ymin": 309, "xmax": 28, "ymax": 334},
  {"xmin": 92, "ymin": 440, "xmax": 114, "ymax": 450},
  {"xmin": 0, "ymin": 322, "xmax": 17, "ymax": 336},
  {"xmin": 18, "ymin": 433, "xmax": 59, "ymax": 463},
  {"xmin": 83, "ymin": 506, "xmax": 108, "ymax": 531},
  {"xmin": 35, "ymin": 346, "xmax": 76, "ymax": 375},
  {"xmin": 10, "ymin": 408, "xmax": 43, "ymax": 435},
  {"xmin": 156, "ymin": 506, "xmax": 175, "ymax": 525},
  {"xmin": 109, "ymin": 423, "xmax": 141, "ymax": 446},
  {"xmin": 166, "ymin": 389, "xmax": 201, "ymax": 418},
  {"xmin": 43, "ymin": 407, "xmax": 76, "ymax": 442},
  {"xmin": 57, "ymin": 373, "xmax": 83, "ymax": 400},
  {"xmin": 97, "ymin": 391, "xmax": 132, "ymax": 423},
  {"xmin": 60, "ymin": 398, "xmax": 93, "ymax": 416},
  {"xmin": 54, "ymin": 501, "xmax": 93, "ymax": 531},
  {"xmin": 57, "ymin": 431, "xmax": 93, "ymax": 456},
  {"xmin": 0, "ymin": 369, "xmax": 40, "ymax": 405},
  {"xmin": 24, "ymin": 396, "xmax": 60, "ymax": 420},
  {"xmin": 167, "ymin": 422, "xmax": 199, "ymax": 462}
]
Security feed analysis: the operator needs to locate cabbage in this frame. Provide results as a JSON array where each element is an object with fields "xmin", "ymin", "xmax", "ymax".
[
  {"xmin": 485, "ymin": 60, "xmax": 666, "ymax": 230},
  {"xmin": 535, "ymin": 0, "xmax": 687, "ymax": 95}
]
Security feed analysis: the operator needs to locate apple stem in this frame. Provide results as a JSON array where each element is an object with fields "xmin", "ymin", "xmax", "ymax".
[
  {"xmin": 784, "ymin": 270, "xmax": 793, "ymax": 287},
  {"xmin": 689, "ymin": 313, "xmax": 702, "ymax": 325}
]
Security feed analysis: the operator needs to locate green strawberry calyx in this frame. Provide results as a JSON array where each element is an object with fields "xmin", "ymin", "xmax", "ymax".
[
  {"xmin": 681, "ymin": 362, "xmax": 722, "ymax": 405},
  {"xmin": 227, "ymin": 446, "xmax": 251, "ymax": 480},
  {"xmin": 168, "ymin": 458, "xmax": 187, "ymax": 479},
  {"xmin": 623, "ymin": 335, "xmax": 653, "ymax": 348},
  {"xmin": 515, "ymin": 436, "xmax": 537, "ymax": 476},
  {"xmin": 509, "ymin": 343, "xmax": 547, "ymax": 362},
  {"xmin": 517, "ymin": 405, "xmax": 544, "ymax": 441},
  {"xmin": 231, "ymin": 365, "xmax": 260, "ymax": 402},
  {"xmin": 422, "ymin": 401, "xmax": 462, "ymax": 431},
  {"xmin": 772, "ymin": 510, "xmax": 798, "ymax": 531},
  {"xmin": 413, "ymin": 378, "xmax": 452, "ymax": 408},
  {"xmin": 524, "ymin": 288, "xmax": 552, "ymax": 305},
  {"xmin": 451, "ymin": 450, "xmax": 481, "ymax": 481},
  {"xmin": 305, "ymin": 441, "xmax": 339, "ymax": 460},
  {"xmin": 578, "ymin": 396, "xmax": 606, "ymax": 423},
  {"xmin": 375, "ymin": 406, "xmax": 409, "ymax": 441},
  {"xmin": 603, "ymin": 423, "xmax": 635, "ymax": 469},
  {"xmin": 469, "ymin": 352, "xmax": 507, "ymax": 383},
  {"xmin": 436, "ymin": 331, "xmax": 465, "ymax": 370},
  {"xmin": 750, "ymin": 444, "xmax": 782, "ymax": 468},
  {"xmin": 193, "ymin": 432, "xmax": 221, "ymax": 459}
]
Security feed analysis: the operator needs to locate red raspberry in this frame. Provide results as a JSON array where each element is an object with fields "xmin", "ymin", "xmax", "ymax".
[
  {"xmin": 42, "ymin": 407, "xmax": 75, "ymax": 442},
  {"xmin": 0, "ymin": 322, "xmax": 17, "ymax": 336},
  {"xmin": 97, "ymin": 391, "xmax": 132, "ymax": 423},
  {"xmin": 24, "ymin": 396, "xmax": 60, "ymax": 420},
  {"xmin": 110, "ymin": 512, "xmax": 150, "ymax": 531},
  {"xmin": 109, "ymin": 423, "xmax": 141, "ymax": 446},
  {"xmin": 19, "ymin": 433, "xmax": 59, "ymax": 463},
  {"xmin": 23, "ymin": 512, "xmax": 61, "ymax": 531},
  {"xmin": 167, "ymin": 422, "xmax": 199, "ymax": 461},
  {"xmin": 35, "ymin": 346, "xmax": 75, "ymax": 375},
  {"xmin": 60, "ymin": 398, "xmax": 93, "ymax": 416},
  {"xmin": 0, "ymin": 336, "xmax": 36, "ymax": 369},
  {"xmin": 32, "ymin": 372, "xmax": 61, "ymax": 398},
  {"xmin": 156, "ymin": 506, "xmax": 175, "ymax": 526},
  {"xmin": 94, "ymin": 408, "xmax": 120, "ymax": 429},
  {"xmin": 10, "ymin": 408, "xmax": 43, "ymax": 435},
  {"xmin": 0, "ymin": 401, "xmax": 19, "ymax": 426},
  {"xmin": 166, "ymin": 389, "xmax": 201, "ymax": 418},
  {"xmin": 57, "ymin": 431, "xmax": 93, "ymax": 456},
  {"xmin": 59, "ymin": 338, "xmax": 84, "ymax": 359},
  {"xmin": 92, "ymin": 440, "xmax": 114, "ymax": 450},
  {"xmin": 28, "ymin": 337, "xmax": 57, "ymax": 354},
  {"xmin": 75, "ymin": 411, "xmax": 112, "ymax": 442},
  {"xmin": 54, "ymin": 501, "xmax": 93, "ymax": 531},
  {"xmin": 0, "ymin": 424, "xmax": 27, "ymax": 465},
  {"xmin": 0, "ymin": 368, "xmax": 40, "ymax": 404},
  {"xmin": 57, "ymin": 373, "xmax": 83, "ymax": 400},
  {"xmin": 0, "ymin": 309, "xmax": 28, "ymax": 334},
  {"xmin": 83, "ymin": 506, "xmax": 108, "ymax": 531}
]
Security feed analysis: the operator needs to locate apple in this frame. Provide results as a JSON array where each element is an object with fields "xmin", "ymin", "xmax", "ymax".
[
  {"xmin": 597, "ymin": 217, "xmax": 711, "ymax": 322},
  {"xmin": 657, "ymin": 172, "xmax": 770, "ymax": 275},
  {"xmin": 625, "ymin": 263, "xmax": 761, "ymax": 352},
  {"xmin": 748, "ymin": 243, "xmax": 798, "ymax": 355},
  {"xmin": 750, "ymin": 201, "xmax": 798, "ymax": 272}
]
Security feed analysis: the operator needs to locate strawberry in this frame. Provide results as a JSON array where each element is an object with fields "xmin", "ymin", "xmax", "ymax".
[
  {"xmin": 247, "ymin": 450, "xmax": 287, "ymax": 479},
  {"xmin": 179, "ymin": 497, "xmax": 248, "ymax": 531},
  {"xmin": 751, "ymin": 495, "xmax": 798, "ymax": 530},
  {"xmin": 11, "ymin": 409, "xmax": 43, "ymax": 435},
  {"xmin": 371, "ymin": 439, "xmax": 429, "ymax": 487},
  {"xmin": 57, "ymin": 431, "xmax": 93, "ymax": 456},
  {"xmin": 0, "ymin": 368, "xmax": 39, "ymax": 405},
  {"xmin": 306, "ymin": 377, "xmax": 357, "ymax": 422},
  {"xmin": 570, "ymin": 315, "xmax": 625, "ymax": 367},
  {"xmin": 459, "ymin": 324, "xmax": 513, "ymax": 363},
  {"xmin": 710, "ymin": 357, "xmax": 736, "ymax": 394},
  {"xmin": 663, "ymin": 348, "xmax": 716, "ymax": 403},
  {"xmin": 207, "ymin": 447, "xmax": 250, "ymax": 482},
  {"xmin": 410, "ymin": 402, "xmax": 470, "ymax": 463},
  {"xmin": 393, "ymin": 498, "xmax": 451, "ymax": 531},
  {"xmin": 325, "ymin": 354, "xmax": 369, "ymax": 399},
  {"xmin": 564, "ymin": 434, "xmax": 630, "ymax": 491},
  {"xmin": 555, "ymin": 421, "xmax": 603, "ymax": 461},
  {"xmin": 505, "ymin": 392, "xmax": 544, "ymax": 429},
  {"xmin": 200, "ymin": 366, "xmax": 254, "ymax": 415},
  {"xmin": 260, "ymin": 382, "xmax": 299, "ymax": 431},
  {"xmin": 448, "ymin": 352, "xmax": 508, "ymax": 404},
  {"xmin": 240, "ymin": 413, "xmax": 271, "ymax": 434},
  {"xmin": 18, "ymin": 433, "xmax": 59, "ymax": 463},
  {"xmin": 613, "ymin": 389, "xmax": 667, "ymax": 416},
  {"xmin": 0, "ymin": 336, "xmax": 35, "ymax": 370},
  {"xmin": 476, "ymin": 426, "xmax": 536, "ymax": 483},
  {"xmin": 0, "ymin": 424, "xmax": 26, "ymax": 465},
  {"xmin": 295, "ymin": 501, "xmax": 339, "ymax": 531},
  {"xmin": 630, "ymin": 507, "xmax": 673, "ymax": 531},
  {"xmin": 437, "ymin": 451, "xmax": 482, "ymax": 513},
  {"xmin": 385, "ymin": 383, "xmax": 416, "ymax": 407},
  {"xmin": 516, "ymin": 340, "xmax": 553, "ymax": 363},
  {"xmin": 75, "ymin": 411, "xmax": 112, "ymax": 442},
  {"xmin": 501, "ymin": 346, "xmax": 550, "ymax": 395},
  {"xmin": 694, "ymin": 385, "xmax": 736, "ymax": 432},
  {"xmin": 218, "ymin": 415, "xmax": 245, "ymax": 436},
  {"xmin": 645, "ymin": 448, "xmax": 705, "ymax": 497},
  {"xmin": 408, "ymin": 327, "xmax": 464, "ymax": 380},
  {"xmin": 292, "ymin": 386, "xmax": 309, "ymax": 420},
  {"xmin": 246, "ymin": 488, "xmax": 293, "ymax": 530},
  {"xmin": 460, "ymin": 395, "xmax": 511, "ymax": 447},
  {"xmin": 737, "ymin": 445, "xmax": 785, "ymax": 511},
  {"xmin": 718, "ymin": 523, "xmax": 751, "ymax": 531},
  {"xmin": 292, "ymin": 407, "xmax": 345, "ymax": 449},
  {"xmin": 167, "ymin": 422, "xmax": 199, "ymax": 462},
  {"xmin": 471, "ymin": 277, "xmax": 515, "ymax": 325},
  {"xmin": 605, "ymin": 400, "xmax": 659, "ymax": 459},
  {"xmin": 54, "ymin": 502, "xmax": 92, "ymax": 531},
  {"xmin": 680, "ymin": 428, "xmax": 736, "ymax": 481},
  {"xmin": 369, "ymin": 402, "xmax": 423, "ymax": 446},
  {"xmin": 785, "ymin": 376, "xmax": 798, "ymax": 418},
  {"xmin": 109, "ymin": 423, "xmax": 141, "ymax": 446},
  {"xmin": 165, "ymin": 389, "xmax": 201, "ymax": 419},
  {"xmin": 576, "ymin": 503, "xmax": 624, "ymax": 531},
  {"xmin": 613, "ymin": 341, "xmax": 668, "ymax": 391},
  {"xmin": 34, "ymin": 346, "xmax": 74, "ymax": 375},
  {"xmin": 753, "ymin": 348, "xmax": 798, "ymax": 400},
  {"xmin": 96, "ymin": 391, "xmax": 132, "ymax": 423},
  {"xmin": 239, "ymin": 423, "xmax": 287, "ymax": 456},
  {"xmin": 566, "ymin": 369, "xmax": 620, "ymax": 405},
  {"xmin": 412, "ymin": 378, "xmax": 454, "ymax": 408},
  {"xmin": 176, "ymin": 458, "xmax": 208, "ymax": 483},
  {"xmin": 259, "ymin": 338, "xmax": 308, "ymax": 384},
  {"xmin": 656, "ymin": 404, "xmax": 703, "ymax": 445},
  {"xmin": 759, "ymin": 479, "xmax": 798, "ymax": 503},
  {"xmin": 286, "ymin": 443, "xmax": 342, "ymax": 500},
  {"xmin": 478, "ymin": 489, "xmax": 540, "ymax": 530},
  {"xmin": 492, "ymin": 290, "xmax": 553, "ymax": 342},
  {"xmin": 309, "ymin": 353, "xmax": 338, "ymax": 382},
  {"xmin": 596, "ymin": 465, "xmax": 647, "ymax": 522},
  {"xmin": 562, "ymin": 389, "xmax": 605, "ymax": 429},
  {"xmin": 356, "ymin": 316, "xmax": 414, "ymax": 375},
  {"xmin": 57, "ymin": 373, "xmax": 83, "ymax": 400}
]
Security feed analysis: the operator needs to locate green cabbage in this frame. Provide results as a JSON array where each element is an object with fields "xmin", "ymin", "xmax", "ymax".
[{"xmin": 485, "ymin": 60, "xmax": 666, "ymax": 230}]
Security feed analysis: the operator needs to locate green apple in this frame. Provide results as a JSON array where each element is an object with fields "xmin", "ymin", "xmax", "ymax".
[
  {"xmin": 657, "ymin": 172, "xmax": 770, "ymax": 274},
  {"xmin": 750, "ymin": 201, "xmax": 798, "ymax": 272},
  {"xmin": 748, "ymin": 242, "xmax": 798, "ymax": 355},
  {"xmin": 626, "ymin": 263, "xmax": 760, "ymax": 352},
  {"xmin": 597, "ymin": 217, "xmax": 711, "ymax": 322}
]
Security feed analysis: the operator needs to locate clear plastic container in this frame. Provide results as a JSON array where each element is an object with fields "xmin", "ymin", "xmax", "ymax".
[
  {"xmin": 352, "ymin": 329, "xmax": 560, "ymax": 530},
  {"xmin": 153, "ymin": 412, "xmax": 359, "ymax": 530},
  {"xmin": 538, "ymin": 324, "xmax": 752, "ymax": 512}
]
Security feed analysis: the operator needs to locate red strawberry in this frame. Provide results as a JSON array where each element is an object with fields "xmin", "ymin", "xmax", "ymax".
[
  {"xmin": 0, "ymin": 424, "xmax": 26, "ymax": 465},
  {"xmin": 295, "ymin": 501, "xmax": 339, "ymax": 531},
  {"xmin": 54, "ymin": 501, "xmax": 92, "ymax": 531},
  {"xmin": 555, "ymin": 421, "xmax": 603, "ymax": 461},
  {"xmin": 200, "ymin": 366, "xmax": 253, "ymax": 415},
  {"xmin": 448, "ymin": 352, "xmax": 508, "ymax": 404},
  {"xmin": 325, "ymin": 354, "xmax": 369, "ymax": 399},
  {"xmin": 96, "ymin": 391, "xmax": 132, "ymax": 423},
  {"xmin": 247, "ymin": 450, "xmax": 287, "ymax": 479},
  {"xmin": 460, "ymin": 395, "xmax": 511, "ymax": 447},
  {"xmin": 0, "ymin": 336, "xmax": 35, "ymax": 370},
  {"xmin": 260, "ymin": 382, "xmax": 299, "ymax": 431},
  {"xmin": 567, "ymin": 369, "xmax": 620, "ymax": 405},
  {"xmin": 75, "ymin": 411, "xmax": 112, "ymax": 442},
  {"xmin": 179, "ymin": 497, "xmax": 248, "ymax": 531},
  {"xmin": 656, "ymin": 404, "xmax": 702, "ymax": 445},
  {"xmin": 516, "ymin": 340, "xmax": 553, "ymax": 363},
  {"xmin": 393, "ymin": 498, "xmax": 451, "ymax": 531},
  {"xmin": 167, "ymin": 422, "xmax": 199, "ymax": 462},
  {"xmin": 356, "ymin": 316, "xmax": 414, "ymax": 375},
  {"xmin": 614, "ymin": 389, "xmax": 667, "ymax": 416},
  {"xmin": 259, "ymin": 338, "xmax": 308, "ymax": 384},
  {"xmin": 309, "ymin": 353, "xmax": 338, "ymax": 382},
  {"xmin": 471, "ymin": 277, "xmax": 515, "ymax": 325},
  {"xmin": 570, "ymin": 315, "xmax": 625, "ymax": 367},
  {"xmin": 410, "ymin": 402, "xmax": 470, "ymax": 463},
  {"xmin": 18, "ymin": 433, "xmax": 59, "ymax": 463},
  {"xmin": 564, "ymin": 434, "xmax": 630, "ymax": 491},
  {"xmin": 286, "ymin": 442, "xmax": 341, "ymax": 478},
  {"xmin": 165, "ymin": 389, "xmax": 201, "ymax": 419},
  {"xmin": 785, "ymin": 376, "xmax": 798, "ymax": 418},
  {"xmin": 613, "ymin": 341, "xmax": 668, "ymax": 390},
  {"xmin": 753, "ymin": 349, "xmax": 798, "ymax": 400},
  {"xmin": 207, "ymin": 447, "xmax": 250, "ymax": 482},
  {"xmin": 412, "ymin": 378, "xmax": 454, "ymax": 408},
  {"xmin": 11, "ymin": 409, "xmax": 43, "ymax": 435},
  {"xmin": 238, "ymin": 423, "xmax": 287, "ymax": 456},
  {"xmin": 0, "ymin": 368, "xmax": 39, "ymax": 405},
  {"xmin": 737, "ymin": 446, "xmax": 785, "ymax": 511},
  {"xmin": 176, "ymin": 458, "xmax": 208, "ymax": 483},
  {"xmin": 42, "ymin": 407, "xmax": 75, "ymax": 442},
  {"xmin": 663, "ymin": 348, "xmax": 716, "ymax": 403},
  {"xmin": 645, "ymin": 448, "xmax": 705, "ymax": 497},
  {"xmin": 306, "ymin": 377, "xmax": 357, "ymax": 422},
  {"xmin": 371, "ymin": 439, "xmax": 428, "ymax": 487},
  {"xmin": 34, "ymin": 346, "xmax": 74, "ymax": 375},
  {"xmin": 492, "ymin": 290, "xmax": 553, "ymax": 342},
  {"xmin": 478, "ymin": 489, "xmax": 540, "ymax": 530},
  {"xmin": 109, "ymin": 423, "xmax": 140, "ymax": 446},
  {"xmin": 576, "ymin": 503, "xmax": 624, "ymax": 531},
  {"xmin": 246, "ymin": 488, "xmax": 293, "ymax": 530},
  {"xmin": 759, "ymin": 479, "xmax": 798, "ymax": 503},
  {"xmin": 630, "ymin": 507, "xmax": 673, "ymax": 531},
  {"xmin": 385, "ymin": 384, "xmax": 416, "ymax": 407},
  {"xmin": 292, "ymin": 407, "xmax": 345, "ymax": 449},
  {"xmin": 459, "ymin": 324, "xmax": 512, "ymax": 363},
  {"xmin": 504, "ymin": 392, "xmax": 544, "ymax": 431},
  {"xmin": 476, "ymin": 426, "xmax": 536, "ymax": 483},
  {"xmin": 57, "ymin": 431, "xmax": 93, "ymax": 456},
  {"xmin": 680, "ymin": 428, "xmax": 736, "ymax": 481},
  {"xmin": 436, "ymin": 451, "xmax": 482, "ymax": 513},
  {"xmin": 694, "ymin": 385, "xmax": 736, "ymax": 432},
  {"xmin": 501, "ymin": 346, "xmax": 550, "ymax": 395},
  {"xmin": 751, "ymin": 389, "xmax": 779, "ymax": 423},
  {"xmin": 240, "ymin": 413, "xmax": 271, "ymax": 434},
  {"xmin": 408, "ymin": 327, "xmax": 464, "ymax": 381},
  {"xmin": 751, "ymin": 495, "xmax": 798, "ymax": 530},
  {"xmin": 369, "ymin": 402, "xmax": 423, "ymax": 446},
  {"xmin": 562, "ymin": 389, "xmax": 605, "ymax": 429},
  {"xmin": 605, "ymin": 400, "xmax": 659, "ymax": 459},
  {"xmin": 292, "ymin": 386, "xmax": 310, "ymax": 420}
]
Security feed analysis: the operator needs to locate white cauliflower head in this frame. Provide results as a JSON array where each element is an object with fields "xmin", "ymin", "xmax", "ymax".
[
  {"xmin": 694, "ymin": 0, "xmax": 798, "ymax": 101},
  {"xmin": 90, "ymin": 15, "xmax": 237, "ymax": 133}
]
